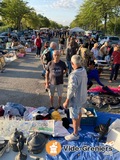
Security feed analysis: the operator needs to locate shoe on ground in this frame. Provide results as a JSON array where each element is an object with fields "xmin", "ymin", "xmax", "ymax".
[
  {"xmin": 59, "ymin": 106, "xmax": 64, "ymax": 110},
  {"xmin": 69, "ymin": 124, "xmax": 81, "ymax": 131},
  {"xmin": 1, "ymin": 68, "xmax": 5, "ymax": 73},
  {"xmin": 65, "ymin": 133, "xmax": 79, "ymax": 141},
  {"xmin": 108, "ymin": 80, "xmax": 112, "ymax": 83}
]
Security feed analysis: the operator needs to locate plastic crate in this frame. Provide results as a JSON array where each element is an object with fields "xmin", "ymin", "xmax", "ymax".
[
  {"xmin": 81, "ymin": 108, "xmax": 97, "ymax": 126},
  {"xmin": 0, "ymin": 140, "xmax": 9, "ymax": 157}
]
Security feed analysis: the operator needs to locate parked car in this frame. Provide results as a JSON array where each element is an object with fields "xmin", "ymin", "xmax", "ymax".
[
  {"xmin": 0, "ymin": 32, "xmax": 18, "ymax": 43},
  {"xmin": 85, "ymin": 30, "xmax": 92, "ymax": 37},
  {"xmin": 99, "ymin": 36, "xmax": 119, "ymax": 45}
]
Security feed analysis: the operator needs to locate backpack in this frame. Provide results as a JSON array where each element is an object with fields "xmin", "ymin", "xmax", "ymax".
[{"xmin": 42, "ymin": 48, "xmax": 52, "ymax": 64}]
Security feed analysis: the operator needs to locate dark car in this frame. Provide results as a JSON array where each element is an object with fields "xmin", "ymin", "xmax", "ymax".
[{"xmin": 0, "ymin": 32, "xmax": 18, "ymax": 42}]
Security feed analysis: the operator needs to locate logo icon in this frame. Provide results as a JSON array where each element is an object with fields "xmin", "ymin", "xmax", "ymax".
[{"xmin": 46, "ymin": 140, "xmax": 62, "ymax": 156}]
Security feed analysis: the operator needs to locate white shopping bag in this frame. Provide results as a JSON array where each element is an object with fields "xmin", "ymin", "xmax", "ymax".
[{"xmin": 106, "ymin": 119, "xmax": 120, "ymax": 151}]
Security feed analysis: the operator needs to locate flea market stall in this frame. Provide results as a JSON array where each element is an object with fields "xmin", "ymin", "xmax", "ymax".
[{"xmin": 0, "ymin": 96, "xmax": 120, "ymax": 160}]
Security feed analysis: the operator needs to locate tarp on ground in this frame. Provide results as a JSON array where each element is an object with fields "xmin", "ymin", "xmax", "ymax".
[{"xmin": 46, "ymin": 111, "xmax": 120, "ymax": 160}]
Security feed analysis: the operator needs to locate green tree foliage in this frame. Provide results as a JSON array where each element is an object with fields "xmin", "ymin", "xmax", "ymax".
[
  {"xmin": 23, "ymin": 11, "xmax": 41, "ymax": 29},
  {"xmin": 0, "ymin": 0, "xmax": 33, "ymax": 30},
  {"xmin": 0, "ymin": 0, "xmax": 64, "ymax": 31},
  {"xmin": 37, "ymin": 14, "xmax": 51, "ymax": 28},
  {"xmin": 70, "ymin": 0, "xmax": 120, "ymax": 35}
]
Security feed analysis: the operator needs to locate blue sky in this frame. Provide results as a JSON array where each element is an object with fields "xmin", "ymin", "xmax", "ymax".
[{"xmin": 25, "ymin": 0, "xmax": 84, "ymax": 26}]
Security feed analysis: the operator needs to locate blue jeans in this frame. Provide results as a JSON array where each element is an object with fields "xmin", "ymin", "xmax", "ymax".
[
  {"xmin": 42, "ymin": 64, "xmax": 46, "ymax": 76},
  {"xmin": 67, "ymin": 61, "xmax": 72, "ymax": 74},
  {"xmin": 42, "ymin": 69, "xmax": 46, "ymax": 76},
  {"xmin": 110, "ymin": 64, "xmax": 120, "ymax": 80},
  {"xmin": 98, "ymin": 56, "xmax": 103, "ymax": 60},
  {"xmin": 36, "ymin": 47, "xmax": 41, "ymax": 56}
]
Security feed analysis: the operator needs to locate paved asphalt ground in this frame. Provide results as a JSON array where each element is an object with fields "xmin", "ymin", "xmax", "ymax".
[{"xmin": 0, "ymin": 37, "xmax": 120, "ymax": 112}]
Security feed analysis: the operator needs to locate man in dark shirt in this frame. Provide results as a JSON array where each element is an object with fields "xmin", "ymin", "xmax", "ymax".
[
  {"xmin": 66, "ymin": 41, "xmax": 77, "ymax": 74},
  {"xmin": 59, "ymin": 35, "xmax": 65, "ymax": 55},
  {"xmin": 46, "ymin": 50, "xmax": 67, "ymax": 107}
]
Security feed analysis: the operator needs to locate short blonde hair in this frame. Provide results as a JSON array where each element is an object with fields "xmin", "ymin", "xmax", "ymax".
[
  {"xmin": 104, "ymin": 41, "xmax": 109, "ymax": 46},
  {"xmin": 94, "ymin": 43, "xmax": 98, "ymax": 48}
]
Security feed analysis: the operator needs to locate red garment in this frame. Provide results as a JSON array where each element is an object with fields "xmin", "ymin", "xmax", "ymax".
[
  {"xmin": 36, "ymin": 38, "xmax": 42, "ymax": 47},
  {"xmin": 0, "ymin": 107, "xmax": 4, "ymax": 116},
  {"xmin": 88, "ymin": 86, "xmax": 120, "ymax": 93},
  {"xmin": 112, "ymin": 51, "xmax": 120, "ymax": 64}
]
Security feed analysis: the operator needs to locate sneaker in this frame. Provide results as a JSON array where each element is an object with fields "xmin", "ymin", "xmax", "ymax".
[
  {"xmin": 69, "ymin": 124, "xmax": 81, "ymax": 131},
  {"xmin": 1, "ymin": 68, "xmax": 5, "ymax": 73},
  {"xmin": 65, "ymin": 133, "xmax": 79, "ymax": 141},
  {"xmin": 108, "ymin": 80, "xmax": 112, "ymax": 83}
]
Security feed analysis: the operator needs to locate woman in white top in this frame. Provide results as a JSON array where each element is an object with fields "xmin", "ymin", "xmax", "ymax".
[
  {"xmin": 91, "ymin": 43, "xmax": 99, "ymax": 60},
  {"xmin": 99, "ymin": 42, "xmax": 109, "ymax": 60}
]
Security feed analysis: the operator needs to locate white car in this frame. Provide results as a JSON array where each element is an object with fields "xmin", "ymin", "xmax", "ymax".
[
  {"xmin": 99, "ymin": 36, "xmax": 119, "ymax": 45},
  {"xmin": 85, "ymin": 30, "xmax": 92, "ymax": 37}
]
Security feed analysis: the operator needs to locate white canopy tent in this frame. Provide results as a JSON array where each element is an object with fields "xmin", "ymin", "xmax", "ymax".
[{"xmin": 69, "ymin": 27, "xmax": 85, "ymax": 34}]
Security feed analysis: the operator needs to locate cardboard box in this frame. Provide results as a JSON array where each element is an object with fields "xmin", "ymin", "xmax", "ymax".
[
  {"xmin": 81, "ymin": 108, "xmax": 97, "ymax": 126},
  {"xmin": 106, "ymin": 119, "xmax": 120, "ymax": 151},
  {"xmin": 25, "ymin": 48, "xmax": 31, "ymax": 53},
  {"xmin": 68, "ymin": 108, "xmax": 97, "ymax": 126}
]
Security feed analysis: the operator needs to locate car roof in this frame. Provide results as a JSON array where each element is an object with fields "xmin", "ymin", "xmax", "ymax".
[{"xmin": 106, "ymin": 36, "xmax": 119, "ymax": 38}]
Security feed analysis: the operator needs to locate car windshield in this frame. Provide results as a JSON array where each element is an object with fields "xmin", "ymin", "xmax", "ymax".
[
  {"xmin": 109, "ymin": 37, "xmax": 119, "ymax": 41},
  {"xmin": 104, "ymin": 37, "xmax": 107, "ymax": 39},
  {"xmin": 0, "ymin": 32, "xmax": 8, "ymax": 36}
]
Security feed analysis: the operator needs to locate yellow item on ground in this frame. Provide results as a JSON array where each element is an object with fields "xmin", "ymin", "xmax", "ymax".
[{"xmin": 51, "ymin": 111, "xmax": 62, "ymax": 121}]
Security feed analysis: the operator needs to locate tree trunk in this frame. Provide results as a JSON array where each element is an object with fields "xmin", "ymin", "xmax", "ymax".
[
  {"xmin": 114, "ymin": 16, "xmax": 117, "ymax": 35},
  {"xmin": 17, "ymin": 17, "xmax": 22, "ymax": 31},
  {"xmin": 104, "ymin": 13, "xmax": 107, "ymax": 34}
]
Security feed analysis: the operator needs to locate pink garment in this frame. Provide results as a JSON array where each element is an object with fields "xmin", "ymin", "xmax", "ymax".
[
  {"xmin": 17, "ymin": 53, "xmax": 25, "ymax": 57},
  {"xmin": 88, "ymin": 86, "xmax": 120, "ymax": 93}
]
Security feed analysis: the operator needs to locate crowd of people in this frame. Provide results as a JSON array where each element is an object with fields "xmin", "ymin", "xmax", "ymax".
[
  {"xmin": 1, "ymin": 29, "xmax": 119, "ymax": 141},
  {"xmin": 36, "ymin": 32, "xmax": 120, "ymax": 141}
]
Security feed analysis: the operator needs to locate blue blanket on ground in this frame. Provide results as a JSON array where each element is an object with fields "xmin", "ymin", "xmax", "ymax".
[{"xmin": 46, "ymin": 111, "xmax": 120, "ymax": 160}]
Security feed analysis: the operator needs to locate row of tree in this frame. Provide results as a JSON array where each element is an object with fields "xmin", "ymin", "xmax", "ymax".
[
  {"xmin": 0, "ymin": 0, "xmax": 64, "ymax": 31},
  {"xmin": 1, "ymin": 0, "xmax": 120, "ymax": 35},
  {"xmin": 70, "ymin": 0, "xmax": 120, "ymax": 35}
]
